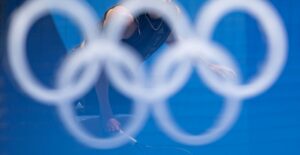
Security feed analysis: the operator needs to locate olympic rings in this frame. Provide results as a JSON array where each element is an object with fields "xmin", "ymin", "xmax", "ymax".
[
  {"xmin": 8, "ymin": 0, "xmax": 100, "ymax": 104},
  {"xmin": 8, "ymin": 0, "xmax": 288, "ymax": 149}
]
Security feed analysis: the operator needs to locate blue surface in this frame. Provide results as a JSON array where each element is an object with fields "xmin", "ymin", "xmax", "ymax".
[{"xmin": 2, "ymin": 0, "xmax": 300, "ymax": 155}]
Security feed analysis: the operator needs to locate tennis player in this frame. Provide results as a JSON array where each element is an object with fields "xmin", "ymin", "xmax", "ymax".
[
  {"xmin": 87, "ymin": 0, "xmax": 236, "ymax": 133},
  {"xmin": 95, "ymin": 0, "xmax": 177, "ymax": 133}
]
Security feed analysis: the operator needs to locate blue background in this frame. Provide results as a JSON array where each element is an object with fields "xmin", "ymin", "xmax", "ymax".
[{"xmin": 1, "ymin": 0, "xmax": 300, "ymax": 155}]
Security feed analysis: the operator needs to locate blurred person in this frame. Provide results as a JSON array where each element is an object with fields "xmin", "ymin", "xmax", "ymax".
[
  {"xmin": 79, "ymin": 0, "xmax": 235, "ymax": 133},
  {"xmin": 96, "ymin": 0, "xmax": 176, "ymax": 133}
]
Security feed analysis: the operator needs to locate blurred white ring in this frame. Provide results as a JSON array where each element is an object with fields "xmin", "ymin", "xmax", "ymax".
[
  {"xmin": 196, "ymin": 0, "xmax": 288, "ymax": 98},
  {"xmin": 8, "ymin": 0, "xmax": 100, "ymax": 104},
  {"xmin": 57, "ymin": 40, "xmax": 150, "ymax": 149},
  {"xmin": 153, "ymin": 39, "xmax": 242, "ymax": 145}
]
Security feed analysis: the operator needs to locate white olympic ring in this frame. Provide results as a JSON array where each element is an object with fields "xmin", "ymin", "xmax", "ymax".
[
  {"xmin": 196, "ymin": 0, "xmax": 288, "ymax": 98},
  {"xmin": 8, "ymin": 0, "xmax": 100, "ymax": 104},
  {"xmin": 8, "ymin": 0, "xmax": 288, "ymax": 149}
]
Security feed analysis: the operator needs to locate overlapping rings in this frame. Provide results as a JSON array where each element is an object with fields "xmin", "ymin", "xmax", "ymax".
[{"xmin": 8, "ymin": 0, "xmax": 287, "ymax": 149}]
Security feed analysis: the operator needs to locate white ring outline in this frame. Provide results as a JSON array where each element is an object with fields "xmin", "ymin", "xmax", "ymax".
[
  {"xmin": 104, "ymin": 0, "xmax": 195, "ymax": 101},
  {"xmin": 152, "ymin": 39, "xmax": 242, "ymax": 145},
  {"xmin": 8, "ymin": 0, "xmax": 100, "ymax": 104},
  {"xmin": 196, "ymin": 0, "xmax": 288, "ymax": 98},
  {"xmin": 57, "ymin": 40, "xmax": 150, "ymax": 149}
]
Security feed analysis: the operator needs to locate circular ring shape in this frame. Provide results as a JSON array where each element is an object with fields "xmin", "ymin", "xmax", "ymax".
[
  {"xmin": 56, "ymin": 40, "xmax": 150, "ymax": 149},
  {"xmin": 153, "ymin": 39, "xmax": 242, "ymax": 145},
  {"xmin": 196, "ymin": 0, "xmax": 288, "ymax": 98},
  {"xmin": 104, "ymin": 0, "xmax": 193, "ymax": 42},
  {"xmin": 103, "ymin": 0, "xmax": 194, "ymax": 101},
  {"xmin": 8, "ymin": 0, "xmax": 100, "ymax": 104}
]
